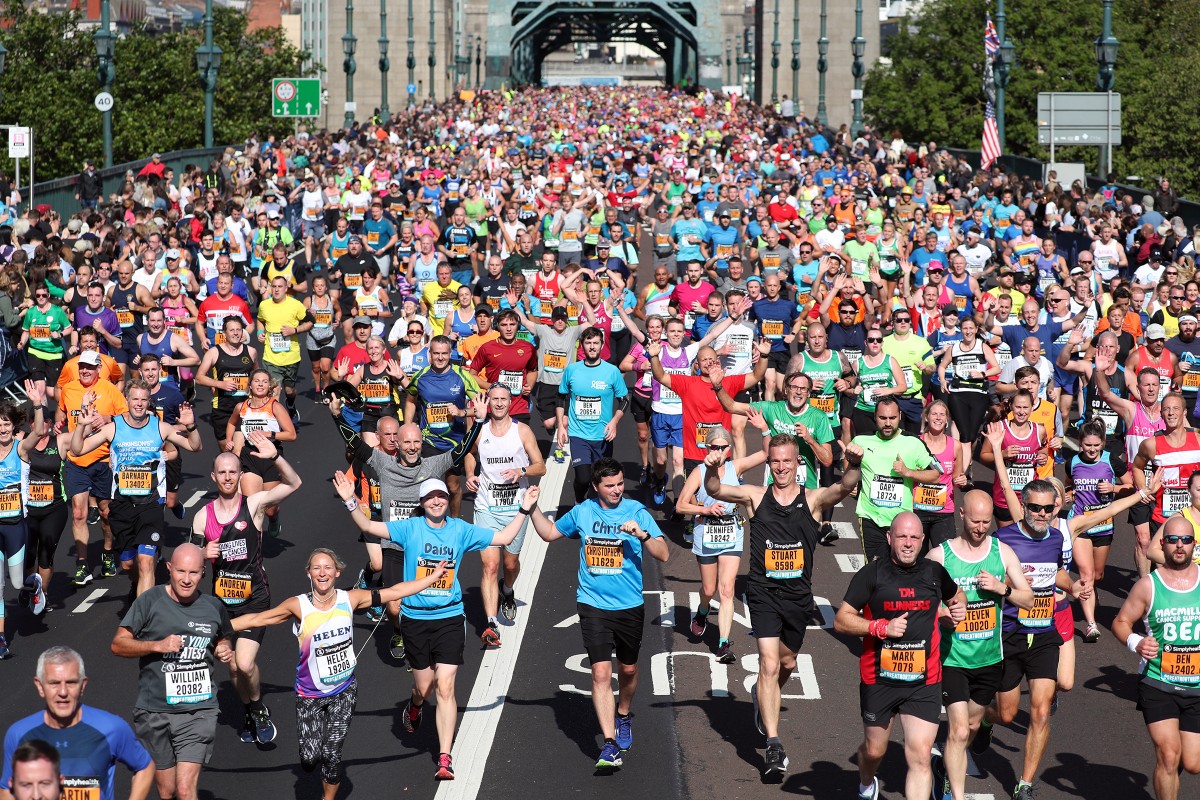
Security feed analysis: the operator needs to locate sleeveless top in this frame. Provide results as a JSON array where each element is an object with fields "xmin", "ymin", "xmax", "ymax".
[
  {"xmin": 1151, "ymin": 430, "xmax": 1200, "ymax": 524},
  {"xmin": 238, "ymin": 398, "xmax": 283, "ymax": 437},
  {"xmin": 949, "ymin": 338, "xmax": 987, "ymax": 394},
  {"xmin": 1068, "ymin": 451, "xmax": 1119, "ymax": 536},
  {"xmin": 110, "ymin": 416, "xmax": 165, "ymax": 504},
  {"xmin": 992, "ymin": 420, "xmax": 1042, "ymax": 509},
  {"xmin": 0, "ymin": 442, "xmax": 27, "ymax": 521},
  {"xmin": 915, "ymin": 433, "xmax": 956, "ymax": 515},
  {"xmin": 1127, "ymin": 402, "xmax": 1165, "ymax": 466},
  {"xmin": 1141, "ymin": 569, "xmax": 1200, "ymax": 696},
  {"xmin": 940, "ymin": 537, "xmax": 1006, "ymax": 669},
  {"xmin": 203, "ymin": 496, "xmax": 267, "ymax": 606},
  {"xmin": 294, "ymin": 590, "xmax": 356, "ymax": 698},
  {"xmin": 693, "ymin": 463, "xmax": 744, "ymax": 557},
  {"xmin": 26, "ymin": 439, "xmax": 65, "ymax": 510},
  {"xmin": 474, "ymin": 421, "xmax": 530, "ymax": 516},
  {"xmin": 748, "ymin": 486, "xmax": 820, "ymax": 599}
]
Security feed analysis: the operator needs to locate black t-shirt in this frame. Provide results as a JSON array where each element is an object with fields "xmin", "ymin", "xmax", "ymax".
[{"xmin": 473, "ymin": 273, "xmax": 511, "ymax": 311}]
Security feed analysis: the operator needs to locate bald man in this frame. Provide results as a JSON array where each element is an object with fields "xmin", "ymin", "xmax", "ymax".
[
  {"xmin": 926, "ymin": 490, "xmax": 1034, "ymax": 800},
  {"xmin": 836, "ymin": 512, "xmax": 966, "ymax": 800},
  {"xmin": 190, "ymin": 432, "xmax": 301, "ymax": 745},
  {"xmin": 112, "ymin": 543, "xmax": 234, "ymax": 800}
]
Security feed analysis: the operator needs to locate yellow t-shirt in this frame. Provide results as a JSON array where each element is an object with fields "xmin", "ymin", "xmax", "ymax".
[
  {"xmin": 421, "ymin": 280, "xmax": 464, "ymax": 330},
  {"xmin": 257, "ymin": 296, "xmax": 309, "ymax": 366}
]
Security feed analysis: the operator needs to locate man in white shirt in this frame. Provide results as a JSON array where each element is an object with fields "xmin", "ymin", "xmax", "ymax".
[{"xmin": 997, "ymin": 336, "xmax": 1054, "ymax": 397}]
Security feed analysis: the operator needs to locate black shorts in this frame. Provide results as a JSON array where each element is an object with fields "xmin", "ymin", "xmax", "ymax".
[
  {"xmin": 210, "ymin": 403, "xmax": 236, "ymax": 441},
  {"xmin": 240, "ymin": 449, "xmax": 281, "ymax": 482},
  {"xmin": 1000, "ymin": 630, "xmax": 1061, "ymax": 691},
  {"xmin": 1138, "ymin": 681, "xmax": 1200, "ymax": 733},
  {"xmin": 942, "ymin": 662, "xmax": 1005, "ymax": 708},
  {"xmin": 308, "ymin": 346, "xmax": 336, "ymax": 362},
  {"xmin": 631, "ymin": 391, "xmax": 652, "ymax": 424},
  {"xmin": 381, "ymin": 547, "xmax": 405, "ymax": 587},
  {"xmin": 1081, "ymin": 530, "xmax": 1115, "ymax": 548},
  {"xmin": 917, "ymin": 511, "xmax": 957, "ymax": 549},
  {"xmin": 850, "ymin": 407, "xmax": 877, "ymax": 437},
  {"xmin": 579, "ymin": 602, "xmax": 645, "ymax": 666},
  {"xmin": 1129, "ymin": 502, "xmax": 1153, "ymax": 527},
  {"xmin": 108, "ymin": 500, "xmax": 165, "ymax": 561},
  {"xmin": 402, "ymin": 614, "xmax": 466, "ymax": 670},
  {"xmin": 228, "ymin": 590, "xmax": 272, "ymax": 644},
  {"xmin": 535, "ymin": 382, "xmax": 561, "ymax": 423},
  {"xmin": 27, "ymin": 354, "xmax": 64, "ymax": 385},
  {"xmin": 421, "ymin": 442, "xmax": 463, "ymax": 476},
  {"xmin": 766, "ymin": 350, "xmax": 790, "ymax": 373},
  {"xmin": 166, "ymin": 457, "xmax": 183, "ymax": 494},
  {"xmin": 360, "ymin": 405, "xmax": 398, "ymax": 434},
  {"xmin": 747, "ymin": 584, "xmax": 811, "ymax": 654},
  {"xmin": 860, "ymin": 682, "xmax": 943, "ymax": 727}
]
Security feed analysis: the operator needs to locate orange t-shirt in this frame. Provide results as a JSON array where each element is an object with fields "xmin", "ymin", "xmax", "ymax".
[
  {"xmin": 1095, "ymin": 314, "xmax": 1143, "ymax": 341},
  {"xmin": 58, "ymin": 354, "xmax": 123, "ymax": 388},
  {"xmin": 60, "ymin": 378, "xmax": 129, "ymax": 467}
]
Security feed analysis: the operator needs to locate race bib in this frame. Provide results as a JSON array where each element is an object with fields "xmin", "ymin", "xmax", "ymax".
[
  {"xmin": 879, "ymin": 642, "xmax": 927, "ymax": 682},
  {"xmin": 764, "ymin": 544, "xmax": 804, "ymax": 578},
  {"xmin": 29, "ymin": 324, "xmax": 51, "ymax": 340},
  {"xmin": 314, "ymin": 638, "xmax": 356, "ymax": 686},
  {"xmin": 116, "ymin": 309, "xmax": 135, "ymax": 327},
  {"xmin": 27, "ymin": 480, "xmax": 55, "ymax": 508},
  {"xmin": 1018, "ymin": 589, "xmax": 1055, "ymax": 627},
  {"xmin": 366, "ymin": 231, "xmax": 381, "ymax": 245},
  {"xmin": 584, "ymin": 536, "xmax": 624, "ymax": 575},
  {"xmin": 811, "ymin": 395, "xmax": 836, "ymax": 415},
  {"xmin": 702, "ymin": 516, "xmax": 739, "ymax": 551},
  {"xmin": 562, "ymin": 230, "xmax": 579, "ymax": 242},
  {"xmin": 60, "ymin": 776, "xmax": 101, "ymax": 800},
  {"xmin": 0, "ymin": 489, "xmax": 20, "ymax": 518},
  {"xmin": 955, "ymin": 599, "xmax": 998, "ymax": 641},
  {"xmin": 417, "ymin": 557, "xmax": 455, "ymax": 596},
  {"xmin": 1183, "ymin": 371, "xmax": 1200, "ymax": 391},
  {"xmin": 165, "ymin": 666, "xmax": 212, "ymax": 705},
  {"xmin": 214, "ymin": 569, "xmax": 252, "ymax": 605},
  {"xmin": 359, "ymin": 380, "xmax": 391, "ymax": 401},
  {"xmin": 696, "ymin": 422, "xmax": 719, "ymax": 447},
  {"xmin": 314, "ymin": 310, "xmax": 334, "ymax": 328},
  {"xmin": 488, "ymin": 482, "xmax": 521, "ymax": 514},
  {"xmin": 870, "ymin": 475, "xmax": 904, "ymax": 508},
  {"xmin": 426, "ymin": 403, "xmax": 453, "ymax": 428},
  {"xmin": 913, "ymin": 483, "xmax": 947, "ymax": 512},
  {"xmin": 117, "ymin": 467, "xmax": 154, "ymax": 497},
  {"xmin": 544, "ymin": 351, "xmax": 568, "ymax": 373},
  {"xmin": 1160, "ymin": 644, "xmax": 1200, "ymax": 686},
  {"xmin": 1008, "ymin": 463, "xmax": 1035, "ymax": 491},
  {"xmin": 761, "ymin": 320, "xmax": 785, "ymax": 339},
  {"xmin": 1163, "ymin": 487, "xmax": 1190, "ymax": 516},
  {"xmin": 498, "ymin": 370, "xmax": 524, "ymax": 395},
  {"xmin": 269, "ymin": 332, "xmax": 291, "ymax": 353},
  {"xmin": 343, "ymin": 273, "xmax": 364, "ymax": 289},
  {"xmin": 574, "ymin": 395, "xmax": 601, "ymax": 420},
  {"xmin": 434, "ymin": 300, "xmax": 454, "ymax": 319}
]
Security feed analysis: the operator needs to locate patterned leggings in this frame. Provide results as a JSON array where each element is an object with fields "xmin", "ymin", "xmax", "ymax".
[{"xmin": 296, "ymin": 678, "xmax": 358, "ymax": 784}]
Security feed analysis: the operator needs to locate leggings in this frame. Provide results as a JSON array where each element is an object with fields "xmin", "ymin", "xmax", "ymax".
[
  {"xmin": 0, "ymin": 520, "xmax": 28, "ymax": 616},
  {"xmin": 573, "ymin": 463, "xmax": 593, "ymax": 503},
  {"xmin": 28, "ymin": 505, "xmax": 70, "ymax": 570},
  {"xmin": 297, "ymin": 678, "xmax": 358, "ymax": 785},
  {"xmin": 948, "ymin": 391, "xmax": 988, "ymax": 449}
]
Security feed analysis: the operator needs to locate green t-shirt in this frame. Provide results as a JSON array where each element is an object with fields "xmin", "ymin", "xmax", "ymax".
[
  {"xmin": 881, "ymin": 333, "xmax": 930, "ymax": 398},
  {"xmin": 22, "ymin": 303, "xmax": 71, "ymax": 360},
  {"xmin": 854, "ymin": 354, "xmax": 899, "ymax": 413},
  {"xmin": 751, "ymin": 400, "xmax": 834, "ymax": 489},
  {"xmin": 843, "ymin": 240, "xmax": 879, "ymax": 281},
  {"xmin": 852, "ymin": 432, "xmax": 939, "ymax": 527},
  {"xmin": 802, "ymin": 350, "xmax": 845, "ymax": 423}
]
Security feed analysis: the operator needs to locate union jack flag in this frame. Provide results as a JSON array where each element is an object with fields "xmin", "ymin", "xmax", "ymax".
[{"xmin": 982, "ymin": 16, "xmax": 1001, "ymax": 170}]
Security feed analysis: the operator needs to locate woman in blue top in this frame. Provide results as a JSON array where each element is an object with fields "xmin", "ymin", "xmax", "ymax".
[{"xmin": 443, "ymin": 285, "xmax": 477, "ymax": 363}]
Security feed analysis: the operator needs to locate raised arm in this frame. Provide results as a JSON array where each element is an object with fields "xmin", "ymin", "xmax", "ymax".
[{"xmin": 332, "ymin": 469, "xmax": 391, "ymax": 539}]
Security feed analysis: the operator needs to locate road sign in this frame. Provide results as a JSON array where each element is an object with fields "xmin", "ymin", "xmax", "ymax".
[
  {"xmin": 406, "ymin": 83, "xmax": 417, "ymax": 95},
  {"xmin": 94, "ymin": 92, "xmax": 114, "ymax": 112},
  {"xmin": 1037, "ymin": 92, "xmax": 1121, "ymax": 146},
  {"xmin": 7, "ymin": 127, "xmax": 30, "ymax": 159},
  {"xmin": 272, "ymin": 78, "xmax": 321, "ymax": 118}
]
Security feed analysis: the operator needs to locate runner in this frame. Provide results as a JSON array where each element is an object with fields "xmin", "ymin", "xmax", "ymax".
[
  {"xmin": 226, "ymin": 548, "xmax": 446, "ymax": 800},
  {"xmin": 0, "ymin": 393, "xmax": 49, "ymax": 656},
  {"xmin": 646, "ymin": 318, "xmax": 691, "ymax": 507},
  {"xmin": 69, "ymin": 381, "xmax": 202, "ymax": 595},
  {"xmin": 303, "ymin": 275, "xmax": 339, "ymax": 395},
  {"xmin": 19, "ymin": 383, "xmax": 70, "ymax": 619},
  {"xmin": 834, "ymin": 512, "xmax": 967, "ymax": 800},
  {"xmin": 468, "ymin": 309, "xmax": 538, "ymax": 423},
  {"xmin": 19, "ymin": 283, "xmax": 74, "ymax": 403},
  {"xmin": 332, "ymin": 473, "xmax": 536, "ymax": 780},
  {"xmin": 224, "ymin": 369, "xmax": 298, "ymax": 538},
  {"xmin": 194, "ymin": 316, "xmax": 257, "ymax": 452},
  {"xmin": 137, "ymin": 308, "xmax": 200, "ymax": 392},
  {"xmin": 978, "ymin": 390, "xmax": 1047, "ymax": 524},
  {"xmin": 525, "ymin": 458, "xmax": 669, "ymax": 770},
  {"xmin": 1133, "ymin": 392, "xmax": 1200, "ymax": 544},
  {"xmin": 8, "ymin": 741, "xmax": 62, "ymax": 800},
  {"xmin": 110, "ymin": 543, "xmax": 235, "ymax": 800},
  {"xmin": 703, "ymin": 435, "xmax": 862, "ymax": 779},
  {"xmin": 257, "ymin": 275, "xmax": 314, "ymax": 422},
  {"xmin": 1112, "ymin": 515, "xmax": 1200, "ymax": 800},
  {"xmin": 1, "ymin": 647, "xmax": 154, "ymax": 800},
  {"xmin": 107, "ymin": 263, "xmax": 155, "ymax": 379},
  {"xmin": 557, "ymin": 327, "xmax": 627, "ymax": 503},
  {"xmin": 914, "ymin": 400, "xmax": 967, "ymax": 547},
  {"xmin": 191, "ymin": 433, "xmax": 301, "ymax": 745},
  {"xmin": 509, "ymin": 301, "xmax": 583, "ymax": 446},
  {"xmin": 463, "ymin": 384, "xmax": 546, "ymax": 647},
  {"xmin": 346, "ymin": 337, "xmax": 404, "ymax": 446}
]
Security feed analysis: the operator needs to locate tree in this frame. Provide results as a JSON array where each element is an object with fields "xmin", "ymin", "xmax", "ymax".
[{"xmin": 0, "ymin": 1, "xmax": 314, "ymax": 182}]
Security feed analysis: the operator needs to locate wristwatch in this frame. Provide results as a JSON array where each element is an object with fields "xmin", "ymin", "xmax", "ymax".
[{"xmin": 1004, "ymin": 584, "xmax": 1013, "ymax": 598}]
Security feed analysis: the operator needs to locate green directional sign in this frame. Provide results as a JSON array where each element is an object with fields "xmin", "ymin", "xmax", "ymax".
[{"xmin": 272, "ymin": 78, "xmax": 322, "ymax": 118}]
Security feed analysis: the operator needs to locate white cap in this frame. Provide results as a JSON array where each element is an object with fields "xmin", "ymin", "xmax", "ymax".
[
  {"xmin": 78, "ymin": 350, "xmax": 102, "ymax": 366},
  {"xmin": 418, "ymin": 478, "xmax": 449, "ymax": 499}
]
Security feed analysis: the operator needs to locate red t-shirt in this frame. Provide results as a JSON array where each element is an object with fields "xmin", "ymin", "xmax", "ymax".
[
  {"xmin": 671, "ymin": 373, "xmax": 751, "ymax": 462},
  {"xmin": 334, "ymin": 341, "xmax": 370, "ymax": 375},
  {"xmin": 198, "ymin": 294, "xmax": 252, "ymax": 344},
  {"xmin": 470, "ymin": 338, "xmax": 538, "ymax": 416}
]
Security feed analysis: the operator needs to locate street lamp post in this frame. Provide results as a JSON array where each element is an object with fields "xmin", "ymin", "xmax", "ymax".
[
  {"xmin": 850, "ymin": 0, "xmax": 865, "ymax": 137},
  {"xmin": 342, "ymin": 0, "xmax": 357, "ymax": 128},
  {"xmin": 405, "ymin": 0, "xmax": 415, "ymax": 108},
  {"xmin": 93, "ymin": 0, "xmax": 115, "ymax": 167},
  {"xmin": 816, "ymin": 0, "xmax": 828, "ymax": 126},
  {"xmin": 993, "ymin": 0, "xmax": 1015, "ymax": 151},
  {"xmin": 378, "ymin": 0, "xmax": 389, "ymax": 119},
  {"xmin": 770, "ymin": 0, "xmax": 780, "ymax": 104},
  {"xmin": 725, "ymin": 37, "xmax": 732, "ymax": 85},
  {"xmin": 1095, "ymin": 0, "xmax": 1118, "ymax": 175},
  {"xmin": 790, "ymin": 0, "xmax": 800, "ymax": 108},
  {"xmin": 428, "ymin": 0, "xmax": 436, "ymax": 100},
  {"xmin": 454, "ymin": 34, "xmax": 468, "ymax": 90},
  {"xmin": 475, "ymin": 35, "xmax": 481, "ymax": 88},
  {"xmin": 195, "ymin": 0, "xmax": 222, "ymax": 148}
]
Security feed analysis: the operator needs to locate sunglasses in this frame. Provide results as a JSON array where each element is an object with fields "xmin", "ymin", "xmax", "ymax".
[
  {"xmin": 408, "ymin": 329, "xmax": 424, "ymax": 334},
  {"xmin": 840, "ymin": 309, "xmax": 856, "ymax": 314},
  {"xmin": 866, "ymin": 337, "xmax": 883, "ymax": 343},
  {"xmin": 34, "ymin": 293, "xmax": 49, "ymax": 299},
  {"xmin": 1168, "ymin": 271, "xmax": 1181, "ymax": 276},
  {"xmin": 708, "ymin": 443, "xmax": 729, "ymax": 451},
  {"xmin": 1025, "ymin": 502, "xmax": 1055, "ymax": 514},
  {"xmin": 1164, "ymin": 535, "xmax": 1196, "ymax": 545},
  {"xmin": 893, "ymin": 317, "xmax": 911, "ymax": 323}
]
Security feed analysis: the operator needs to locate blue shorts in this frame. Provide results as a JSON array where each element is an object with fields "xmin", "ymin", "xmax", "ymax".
[
  {"xmin": 650, "ymin": 412, "xmax": 683, "ymax": 449},
  {"xmin": 302, "ymin": 220, "xmax": 326, "ymax": 239},
  {"xmin": 474, "ymin": 506, "xmax": 529, "ymax": 555},
  {"xmin": 65, "ymin": 460, "xmax": 113, "ymax": 500},
  {"xmin": 452, "ymin": 269, "xmax": 474, "ymax": 286},
  {"xmin": 569, "ymin": 436, "xmax": 612, "ymax": 468},
  {"xmin": 1053, "ymin": 364, "xmax": 1078, "ymax": 391}
]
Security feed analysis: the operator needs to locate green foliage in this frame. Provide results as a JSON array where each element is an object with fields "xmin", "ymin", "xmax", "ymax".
[
  {"xmin": 864, "ymin": 0, "xmax": 1200, "ymax": 189},
  {"xmin": 0, "ymin": 0, "xmax": 313, "ymax": 181}
]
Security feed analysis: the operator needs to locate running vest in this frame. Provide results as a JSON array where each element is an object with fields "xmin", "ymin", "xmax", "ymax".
[
  {"xmin": 949, "ymin": 339, "xmax": 987, "ymax": 393},
  {"xmin": 1136, "ymin": 346, "xmax": 1174, "ymax": 402},
  {"xmin": 329, "ymin": 231, "xmax": 352, "ymax": 264},
  {"xmin": 992, "ymin": 420, "xmax": 1041, "ymax": 509},
  {"xmin": 411, "ymin": 253, "xmax": 438, "ymax": 291},
  {"xmin": 940, "ymin": 537, "xmax": 1006, "ymax": 669},
  {"xmin": 109, "ymin": 415, "xmax": 165, "ymax": 504},
  {"xmin": 915, "ymin": 434, "xmax": 956, "ymax": 515},
  {"xmin": 139, "ymin": 332, "xmax": 178, "ymax": 385},
  {"xmin": 195, "ymin": 251, "xmax": 219, "ymax": 284},
  {"xmin": 1141, "ymin": 569, "xmax": 1200, "ymax": 696},
  {"xmin": 996, "ymin": 521, "xmax": 1063, "ymax": 634},
  {"xmin": 238, "ymin": 399, "xmax": 283, "ymax": 437},
  {"xmin": 25, "ymin": 441, "xmax": 64, "ymax": 510},
  {"xmin": 0, "ymin": 443, "xmax": 26, "ymax": 521},
  {"xmin": 945, "ymin": 272, "xmax": 974, "ymax": 314},
  {"xmin": 1151, "ymin": 430, "xmax": 1200, "ymax": 524},
  {"xmin": 358, "ymin": 362, "xmax": 396, "ymax": 409},
  {"xmin": 1127, "ymin": 402, "xmax": 1165, "ymax": 468},
  {"xmin": 474, "ymin": 421, "xmax": 530, "ymax": 517},
  {"xmin": 694, "ymin": 463, "xmax": 744, "ymax": 555},
  {"xmin": 651, "ymin": 346, "xmax": 689, "ymax": 415},
  {"xmin": 1068, "ymin": 451, "xmax": 1119, "ymax": 536},
  {"xmin": 1011, "ymin": 236, "xmax": 1039, "ymax": 274},
  {"xmin": 532, "ymin": 272, "xmax": 562, "ymax": 321},
  {"xmin": 203, "ymin": 496, "xmax": 267, "ymax": 606},
  {"xmin": 854, "ymin": 354, "xmax": 896, "ymax": 412},
  {"xmin": 109, "ymin": 283, "xmax": 143, "ymax": 340},
  {"xmin": 263, "ymin": 258, "xmax": 301, "ymax": 290},
  {"xmin": 309, "ymin": 295, "xmax": 336, "ymax": 342},
  {"xmin": 747, "ymin": 486, "xmax": 821, "ymax": 599},
  {"xmin": 1035, "ymin": 254, "xmax": 1060, "ymax": 294},
  {"xmin": 211, "ymin": 345, "xmax": 253, "ymax": 408},
  {"xmin": 294, "ymin": 590, "xmax": 356, "ymax": 698},
  {"xmin": 1086, "ymin": 366, "xmax": 1126, "ymax": 441},
  {"xmin": 803, "ymin": 350, "xmax": 843, "ymax": 423},
  {"xmin": 643, "ymin": 284, "xmax": 673, "ymax": 318}
]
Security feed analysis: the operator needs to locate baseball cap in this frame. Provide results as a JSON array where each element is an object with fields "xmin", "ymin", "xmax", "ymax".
[
  {"xmin": 352, "ymin": 315, "xmax": 373, "ymax": 327},
  {"xmin": 79, "ymin": 351, "xmax": 102, "ymax": 367},
  {"xmin": 166, "ymin": 248, "xmax": 181, "ymax": 259},
  {"xmin": 550, "ymin": 307, "xmax": 570, "ymax": 321},
  {"xmin": 718, "ymin": 210, "xmax": 731, "ymax": 219},
  {"xmin": 474, "ymin": 305, "xmax": 493, "ymax": 318},
  {"xmin": 927, "ymin": 263, "xmax": 946, "ymax": 272},
  {"xmin": 596, "ymin": 237, "xmax": 612, "ymax": 249},
  {"xmin": 1146, "ymin": 323, "xmax": 1168, "ymax": 340},
  {"xmin": 419, "ymin": 478, "xmax": 450, "ymax": 499},
  {"xmin": 266, "ymin": 210, "xmax": 280, "ymax": 220},
  {"xmin": 349, "ymin": 235, "xmax": 362, "ymax": 245}
]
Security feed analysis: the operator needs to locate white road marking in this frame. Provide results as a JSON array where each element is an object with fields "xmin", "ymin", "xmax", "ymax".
[
  {"xmin": 643, "ymin": 589, "xmax": 675, "ymax": 627},
  {"xmin": 835, "ymin": 553, "xmax": 867, "ymax": 573},
  {"xmin": 182, "ymin": 489, "xmax": 206, "ymax": 508},
  {"xmin": 71, "ymin": 588, "xmax": 107, "ymax": 613},
  {"xmin": 741, "ymin": 653, "xmax": 821, "ymax": 699},
  {"xmin": 687, "ymin": 592, "xmax": 752, "ymax": 630},
  {"xmin": 553, "ymin": 613, "xmax": 579, "ymax": 628},
  {"xmin": 832, "ymin": 520, "xmax": 857, "ymax": 541},
  {"xmin": 436, "ymin": 453, "xmax": 568, "ymax": 800},
  {"xmin": 965, "ymin": 795, "xmax": 995, "ymax": 799},
  {"xmin": 652, "ymin": 651, "xmax": 730, "ymax": 697}
]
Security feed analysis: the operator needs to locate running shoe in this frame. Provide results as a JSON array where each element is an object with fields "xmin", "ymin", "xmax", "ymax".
[
  {"xmin": 751, "ymin": 683, "xmax": 764, "ymax": 736},
  {"xmin": 1012, "ymin": 782, "xmax": 1036, "ymax": 800},
  {"xmin": 762, "ymin": 742, "xmax": 788, "ymax": 781},
  {"xmin": 819, "ymin": 521, "xmax": 838, "ymax": 545},
  {"xmin": 365, "ymin": 604, "xmax": 385, "ymax": 623},
  {"xmin": 101, "ymin": 552, "xmax": 118, "ymax": 578},
  {"xmin": 596, "ymin": 740, "xmax": 623, "ymax": 769},
  {"xmin": 481, "ymin": 626, "xmax": 501, "ymax": 648},
  {"xmin": 170, "ymin": 502, "xmax": 186, "ymax": 520},
  {"xmin": 239, "ymin": 714, "xmax": 256, "ymax": 743},
  {"xmin": 682, "ymin": 519, "xmax": 693, "ymax": 545},
  {"xmin": 252, "ymin": 705, "xmax": 277, "ymax": 744},
  {"xmin": 716, "ymin": 642, "xmax": 735, "ymax": 665},
  {"xmin": 652, "ymin": 482, "xmax": 667, "ymax": 506},
  {"xmin": 931, "ymin": 749, "xmax": 951, "ymax": 800},
  {"xmin": 402, "ymin": 699, "xmax": 423, "ymax": 733},
  {"xmin": 355, "ymin": 569, "xmax": 370, "ymax": 591},
  {"xmin": 857, "ymin": 776, "xmax": 879, "ymax": 799},
  {"xmin": 1050, "ymin": 693, "xmax": 1060, "ymax": 716},
  {"xmin": 389, "ymin": 634, "xmax": 407, "ymax": 662},
  {"xmin": 639, "ymin": 465, "xmax": 651, "ymax": 486},
  {"xmin": 20, "ymin": 575, "xmax": 46, "ymax": 615},
  {"xmin": 71, "ymin": 562, "xmax": 93, "ymax": 587},
  {"xmin": 500, "ymin": 592, "xmax": 518, "ymax": 622},
  {"xmin": 434, "ymin": 753, "xmax": 455, "ymax": 780},
  {"xmin": 970, "ymin": 720, "xmax": 993, "ymax": 754},
  {"xmin": 268, "ymin": 516, "xmax": 282, "ymax": 538},
  {"xmin": 614, "ymin": 713, "xmax": 633, "ymax": 750},
  {"xmin": 690, "ymin": 613, "xmax": 707, "ymax": 638},
  {"xmin": 553, "ymin": 447, "xmax": 567, "ymax": 464},
  {"xmin": 87, "ymin": 505, "xmax": 100, "ymax": 525},
  {"xmin": 1083, "ymin": 622, "xmax": 1101, "ymax": 643},
  {"xmin": 0, "ymin": 635, "xmax": 12, "ymax": 660}
]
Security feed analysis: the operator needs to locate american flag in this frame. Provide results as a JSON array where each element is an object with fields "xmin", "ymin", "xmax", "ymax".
[{"xmin": 981, "ymin": 15, "xmax": 1001, "ymax": 170}]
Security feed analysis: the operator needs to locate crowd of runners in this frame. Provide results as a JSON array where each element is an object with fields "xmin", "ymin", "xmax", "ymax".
[{"xmin": 0, "ymin": 85, "xmax": 1196, "ymax": 800}]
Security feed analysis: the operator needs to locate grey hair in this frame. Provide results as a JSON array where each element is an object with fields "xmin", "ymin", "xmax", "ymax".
[
  {"xmin": 705, "ymin": 425, "xmax": 733, "ymax": 447},
  {"xmin": 36, "ymin": 646, "xmax": 86, "ymax": 682}
]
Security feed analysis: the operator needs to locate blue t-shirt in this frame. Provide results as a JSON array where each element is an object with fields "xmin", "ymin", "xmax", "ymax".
[
  {"xmin": 2, "ymin": 707, "xmax": 152, "ymax": 800},
  {"xmin": 908, "ymin": 247, "xmax": 947, "ymax": 286},
  {"xmin": 204, "ymin": 275, "xmax": 250, "ymax": 301},
  {"xmin": 557, "ymin": 497, "xmax": 664, "ymax": 611},
  {"xmin": 1000, "ymin": 321, "xmax": 1065, "ymax": 361},
  {"xmin": 791, "ymin": 259, "xmax": 821, "ymax": 297},
  {"xmin": 362, "ymin": 217, "xmax": 397, "ymax": 252},
  {"xmin": 558, "ymin": 361, "xmax": 628, "ymax": 440},
  {"xmin": 150, "ymin": 382, "xmax": 186, "ymax": 424},
  {"xmin": 671, "ymin": 219, "xmax": 709, "ymax": 262},
  {"xmin": 407, "ymin": 365, "xmax": 481, "ymax": 451},
  {"xmin": 751, "ymin": 297, "xmax": 798, "ymax": 352},
  {"xmin": 705, "ymin": 225, "xmax": 741, "ymax": 271},
  {"xmin": 385, "ymin": 516, "xmax": 494, "ymax": 619}
]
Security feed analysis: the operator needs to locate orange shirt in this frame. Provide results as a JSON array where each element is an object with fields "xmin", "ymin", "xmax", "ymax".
[
  {"xmin": 59, "ymin": 378, "xmax": 128, "ymax": 467},
  {"xmin": 1095, "ymin": 313, "xmax": 1143, "ymax": 340},
  {"xmin": 57, "ymin": 353, "xmax": 123, "ymax": 388},
  {"xmin": 461, "ymin": 330, "xmax": 500, "ymax": 369}
]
